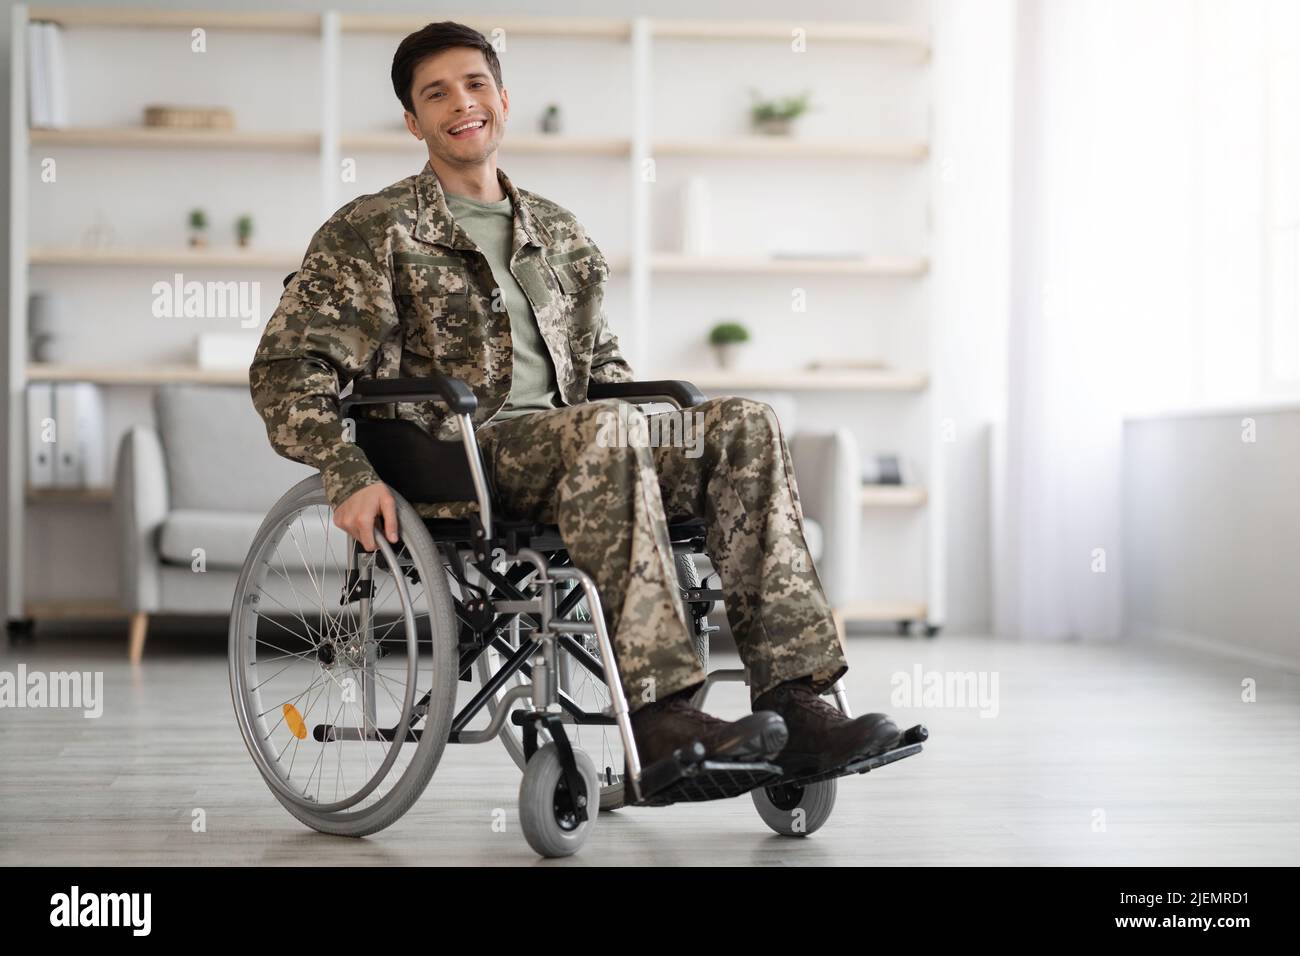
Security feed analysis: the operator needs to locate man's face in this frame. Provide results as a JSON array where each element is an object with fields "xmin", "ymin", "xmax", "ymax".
[{"xmin": 404, "ymin": 46, "xmax": 508, "ymax": 165}]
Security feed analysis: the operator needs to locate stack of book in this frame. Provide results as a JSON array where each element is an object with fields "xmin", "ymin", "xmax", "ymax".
[
  {"xmin": 27, "ymin": 384, "xmax": 107, "ymax": 489},
  {"xmin": 27, "ymin": 20, "xmax": 68, "ymax": 129}
]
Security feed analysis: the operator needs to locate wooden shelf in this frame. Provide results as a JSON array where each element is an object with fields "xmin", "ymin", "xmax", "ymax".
[
  {"xmin": 29, "ymin": 246, "xmax": 301, "ymax": 268},
  {"xmin": 341, "ymin": 131, "xmax": 631, "ymax": 156},
  {"xmin": 861, "ymin": 485, "xmax": 928, "ymax": 507},
  {"xmin": 652, "ymin": 254, "xmax": 928, "ymax": 277},
  {"xmin": 29, "ymin": 127, "xmax": 320, "ymax": 151},
  {"xmin": 340, "ymin": 14, "xmax": 631, "ymax": 38},
  {"xmin": 654, "ymin": 137, "xmax": 928, "ymax": 161},
  {"xmin": 28, "ymin": 245, "xmax": 630, "ymax": 273},
  {"xmin": 26, "ymin": 486, "xmax": 113, "ymax": 504},
  {"xmin": 649, "ymin": 18, "xmax": 929, "ymax": 52},
  {"xmin": 339, "ymin": 133, "xmax": 929, "ymax": 164},
  {"xmin": 674, "ymin": 368, "xmax": 929, "ymax": 392},
  {"xmin": 340, "ymin": 133, "xmax": 923, "ymax": 161},
  {"xmin": 28, "ymin": 8, "xmax": 321, "ymax": 32},
  {"xmin": 28, "ymin": 10, "xmax": 927, "ymax": 50},
  {"xmin": 27, "ymin": 364, "xmax": 248, "ymax": 386}
]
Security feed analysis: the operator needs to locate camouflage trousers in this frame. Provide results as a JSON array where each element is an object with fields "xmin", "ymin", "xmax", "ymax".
[{"xmin": 475, "ymin": 396, "xmax": 848, "ymax": 712}]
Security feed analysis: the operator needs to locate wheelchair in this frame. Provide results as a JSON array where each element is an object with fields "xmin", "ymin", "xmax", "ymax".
[{"xmin": 228, "ymin": 374, "xmax": 927, "ymax": 857}]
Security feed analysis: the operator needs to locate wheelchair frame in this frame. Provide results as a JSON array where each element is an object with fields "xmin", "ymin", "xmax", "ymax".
[{"xmin": 335, "ymin": 374, "xmax": 927, "ymax": 823}]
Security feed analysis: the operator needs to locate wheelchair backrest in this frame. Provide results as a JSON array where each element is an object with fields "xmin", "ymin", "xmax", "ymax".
[{"xmin": 353, "ymin": 418, "xmax": 487, "ymax": 505}]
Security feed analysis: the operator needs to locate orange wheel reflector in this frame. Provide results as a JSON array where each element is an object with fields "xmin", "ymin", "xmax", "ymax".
[{"xmin": 284, "ymin": 703, "xmax": 308, "ymax": 740}]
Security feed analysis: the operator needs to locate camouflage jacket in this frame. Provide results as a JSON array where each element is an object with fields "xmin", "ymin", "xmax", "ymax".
[{"xmin": 249, "ymin": 160, "xmax": 634, "ymax": 509}]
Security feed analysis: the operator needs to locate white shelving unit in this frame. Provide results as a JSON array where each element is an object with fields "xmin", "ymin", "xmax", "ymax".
[{"xmin": 5, "ymin": 5, "xmax": 941, "ymax": 636}]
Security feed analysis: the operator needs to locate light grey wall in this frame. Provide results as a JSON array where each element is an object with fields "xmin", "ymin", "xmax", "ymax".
[{"xmin": 1123, "ymin": 406, "xmax": 1300, "ymax": 668}]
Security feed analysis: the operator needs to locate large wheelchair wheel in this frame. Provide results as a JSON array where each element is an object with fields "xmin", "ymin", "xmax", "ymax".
[{"xmin": 229, "ymin": 476, "xmax": 459, "ymax": 837}]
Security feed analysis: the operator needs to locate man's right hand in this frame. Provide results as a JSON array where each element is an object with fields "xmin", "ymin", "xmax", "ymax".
[{"xmin": 333, "ymin": 482, "xmax": 399, "ymax": 552}]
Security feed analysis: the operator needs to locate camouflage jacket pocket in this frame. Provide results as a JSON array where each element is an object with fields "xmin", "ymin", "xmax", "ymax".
[
  {"xmin": 546, "ymin": 245, "xmax": 608, "ymax": 353},
  {"xmin": 546, "ymin": 244, "xmax": 609, "ymax": 295},
  {"xmin": 260, "ymin": 270, "xmax": 375, "ymax": 365},
  {"xmin": 393, "ymin": 252, "xmax": 474, "ymax": 362}
]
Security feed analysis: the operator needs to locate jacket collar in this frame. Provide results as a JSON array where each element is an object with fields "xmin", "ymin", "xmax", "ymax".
[{"xmin": 414, "ymin": 159, "xmax": 551, "ymax": 251}]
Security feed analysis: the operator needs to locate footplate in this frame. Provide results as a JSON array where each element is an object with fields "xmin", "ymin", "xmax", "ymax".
[
  {"xmin": 631, "ymin": 742, "xmax": 783, "ymax": 807},
  {"xmin": 774, "ymin": 724, "xmax": 929, "ymax": 788}
]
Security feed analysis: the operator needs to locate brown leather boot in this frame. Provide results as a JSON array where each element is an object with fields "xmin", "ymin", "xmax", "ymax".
[
  {"xmin": 752, "ymin": 677, "xmax": 901, "ymax": 776},
  {"xmin": 628, "ymin": 687, "xmax": 788, "ymax": 769}
]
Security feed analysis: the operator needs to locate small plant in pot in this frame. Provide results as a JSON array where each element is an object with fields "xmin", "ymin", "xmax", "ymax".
[
  {"xmin": 235, "ymin": 215, "xmax": 254, "ymax": 248},
  {"xmin": 540, "ymin": 103, "xmax": 562, "ymax": 134},
  {"xmin": 188, "ymin": 208, "xmax": 208, "ymax": 248},
  {"xmin": 708, "ymin": 321, "xmax": 750, "ymax": 369},
  {"xmin": 748, "ymin": 88, "xmax": 813, "ymax": 136}
]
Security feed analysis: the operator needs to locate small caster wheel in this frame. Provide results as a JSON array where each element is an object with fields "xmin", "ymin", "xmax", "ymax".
[
  {"xmin": 519, "ymin": 743, "xmax": 600, "ymax": 858},
  {"xmin": 924, "ymin": 623, "xmax": 941, "ymax": 638},
  {"xmin": 752, "ymin": 778, "xmax": 837, "ymax": 837},
  {"xmin": 896, "ymin": 619, "xmax": 911, "ymax": 637}
]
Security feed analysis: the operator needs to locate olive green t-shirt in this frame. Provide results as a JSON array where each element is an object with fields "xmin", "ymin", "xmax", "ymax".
[{"xmin": 444, "ymin": 190, "xmax": 561, "ymax": 420}]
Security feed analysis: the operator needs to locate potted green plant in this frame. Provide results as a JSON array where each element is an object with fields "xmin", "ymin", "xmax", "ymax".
[
  {"xmin": 540, "ymin": 103, "xmax": 562, "ymax": 134},
  {"xmin": 748, "ymin": 88, "xmax": 813, "ymax": 136},
  {"xmin": 188, "ymin": 208, "xmax": 208, "ymax": 248},
  {"xmin": 708, "ymin": 321, "xmax": 750, "ymax": 369},
  {"xmin": 235, "ymin": 215, "xmax": 254, "ymax": 248}
]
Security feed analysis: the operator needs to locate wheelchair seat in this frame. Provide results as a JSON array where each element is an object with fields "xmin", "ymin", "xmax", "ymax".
[{"xmin": 354, "ymin": 411, "xmax": 710, "ymax": 550}]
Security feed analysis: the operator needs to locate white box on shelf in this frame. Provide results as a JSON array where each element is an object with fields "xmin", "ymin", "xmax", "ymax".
[{"xmin": 680, "ymin": 176, "xmax": 713, "ymax": 256}]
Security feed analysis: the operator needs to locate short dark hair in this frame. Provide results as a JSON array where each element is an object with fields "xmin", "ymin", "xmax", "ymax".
[{"xmin": 391, "ymin": 21, "xmax": 504, "ymax": 114}]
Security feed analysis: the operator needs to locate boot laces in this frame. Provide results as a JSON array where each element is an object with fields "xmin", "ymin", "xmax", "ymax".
[
  {"xmin": 787, "ymin": 686, "xmax": 846, "ymax": 722},
  {"xmin": 664, "ymin": 694, "xmax": 728, "ymax": 726}
]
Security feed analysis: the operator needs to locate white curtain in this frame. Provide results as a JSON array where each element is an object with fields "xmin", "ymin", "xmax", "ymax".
[{"xmin": 995, "ymin": 0, "xmax": 1286, "ymax": 641}]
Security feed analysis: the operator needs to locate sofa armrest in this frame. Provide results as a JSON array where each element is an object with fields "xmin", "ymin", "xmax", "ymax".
[
  {"xmin": 112, "ymin": 426, "xmax": 168, "ymax": 613},
  {"xmin": 788, "ymin": 429, "xmax": 861, "ymax": 607}
]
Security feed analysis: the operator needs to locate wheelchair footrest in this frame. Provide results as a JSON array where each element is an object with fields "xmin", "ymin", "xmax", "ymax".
[
  {"xmin": 631, "ymin": 742, "xmax": 783, "ymax": 807},
  {"xmin": 774, "ymin": 724, "xmax": 929, "ymax": 789}
]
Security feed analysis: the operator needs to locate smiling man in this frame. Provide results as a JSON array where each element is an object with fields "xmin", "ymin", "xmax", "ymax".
[{"xmin": 249, "ymin": 21, "xmax": 902, "ymax": 781}]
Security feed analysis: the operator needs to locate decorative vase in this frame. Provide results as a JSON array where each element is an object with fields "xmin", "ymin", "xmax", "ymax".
[
  {"xmin": 713, "ymin": 343, "xmax": 744, "ymax": 369},
  {"xmin": 28, "ymin": 292, "xmax": 61, "ymax": 363},
  {"xmin": 754, "ymin": 117, "xmax": 794, "ymax": 136},
  {"xmin": 681, "ymin": 176, "xmax": 712, "ymax": 256}
]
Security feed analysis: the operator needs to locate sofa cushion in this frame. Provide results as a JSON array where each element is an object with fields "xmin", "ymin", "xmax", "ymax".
[
  {"xmin": 154, "ymin": 384, "xmax": 314, "ymax": 513},
  {"xmin": 157, "ymin": 510, "xmax": 266, "ymax": 569},
  {"xmin": 157, "ymin": 509, "xmax": 342, "ymax": 571}
]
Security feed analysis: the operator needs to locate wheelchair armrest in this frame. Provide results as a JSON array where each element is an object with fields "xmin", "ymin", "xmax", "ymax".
[
  {"xmin": 341, "ymin": 375, "xmax": 477, "ymax": 415},
  {"xmin": 587, "ymin": 380, "xmax": 706, "ymax": 409},
  {"xmin": 341, "ymin": 374, "xmax": 492, "ymax": 558}
]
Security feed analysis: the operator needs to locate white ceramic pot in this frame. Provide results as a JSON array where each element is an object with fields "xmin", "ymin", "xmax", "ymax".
[{"xmin": 713, "ymin": 343, "xmax": 745, "ymax": 369}]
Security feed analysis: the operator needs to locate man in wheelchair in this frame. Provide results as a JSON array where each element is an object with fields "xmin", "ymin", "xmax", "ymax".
[{"xmin": 248, "ymin": 20, "xmax": 903, "ymax": 787}]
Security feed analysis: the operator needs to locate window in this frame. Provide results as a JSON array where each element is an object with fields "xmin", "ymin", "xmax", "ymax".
[{"xmin": 1266, "ymin": 0, "xmax": 1300, "ymax": 390}]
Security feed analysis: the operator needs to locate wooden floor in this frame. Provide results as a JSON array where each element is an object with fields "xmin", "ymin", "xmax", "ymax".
[{"xmin": 2, "ymin": 620, "xmax": 1298, "ymax": 866}]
